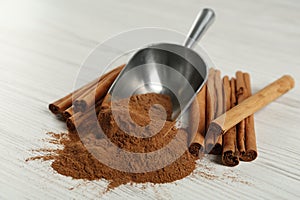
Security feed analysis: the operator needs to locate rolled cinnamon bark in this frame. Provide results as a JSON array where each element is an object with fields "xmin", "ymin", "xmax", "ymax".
[
  {"xmin": 236, "ymin": 71, "xmax": 247, "ymax": 155},
  {"xmin": 222, "ymin": 77, "xmax": 239, "ymax": 166},
  {"xmin": 66, "ymin": 112, "xmax": 81, "ymax": 131},
  {"xmin": 62, "ymin": 107, "xmax": 74, "ymax": 120},
  {"xmin": 207, "ymin": 75, "xmax": 295, "ymax": 139},
  {"xmin": 49, "ymin": 79, "xmax": 97, "ymax": 115},
  {"xmin": 215, "ymin": 70, "xmax": 224, "ymax": 116},
  {"xmin": 205, "ymin": 68, "xmax": 216, "ymax": 153},
  {"xmin": 205, "ymin": 68, "xmax": 216, "ymax": 131},
  {"xmin": 73, "ymin": 65, "xmax": 124, "ymax": 113},
  {"xmin": 67, "ymin": 100, "xmax": 103, "ymax": 131},
  {"xmin": 188, "ymin": 85, "xmax": 207, "ymax": 156},
  {"xmin": 49, "ymin": 65, "xmax": 124, "ymax": 115},
  {"xmin": 210, "ymin": 69, "xmax": 223, "ymax": 155},
  {"xmin": 240, "ymin": 73, "xmax": 257, "ymax": 161}
]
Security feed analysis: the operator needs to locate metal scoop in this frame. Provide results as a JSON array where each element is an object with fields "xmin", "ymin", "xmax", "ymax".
[{"xmin": 106, "ymin": 8, "xmax": 215, "ymax": 120}]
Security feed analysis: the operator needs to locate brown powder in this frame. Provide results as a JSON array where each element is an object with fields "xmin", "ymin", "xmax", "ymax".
[
  {"xmin": 98, "ymin": 93, "xmax": 176, "ymax": 153},
  {"xmin": 29, "ymin": 93, "xmax": 197, "ymax": 189}
]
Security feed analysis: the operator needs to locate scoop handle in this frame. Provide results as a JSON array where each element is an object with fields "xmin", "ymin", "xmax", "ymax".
[{"xmin": 183, "ymin": 8, "xmax": 215, "ymax": 49}]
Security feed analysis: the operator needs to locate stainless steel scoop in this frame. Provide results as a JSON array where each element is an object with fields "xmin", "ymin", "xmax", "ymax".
[{"xmin": 106, "ymin": 8, "xmax": 215, "ymax": 120}]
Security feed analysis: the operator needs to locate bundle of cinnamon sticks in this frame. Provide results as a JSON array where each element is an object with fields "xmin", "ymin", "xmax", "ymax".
[
  {"xmin": 188, "ymin": 69, "xmax": 257, "ymax": 167},
  {"xmin": 48, "ymin": 64, "xmax": 125, "ymax": 131},
  {"xmin": 49, "ymin": 64, "xmax": 257, "ymax": 167}
]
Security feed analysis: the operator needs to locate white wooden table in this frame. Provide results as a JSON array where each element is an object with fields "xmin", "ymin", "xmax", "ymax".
[{"xmin": 1, "ymin": 0, "xmax": 299, "ymax": 199}]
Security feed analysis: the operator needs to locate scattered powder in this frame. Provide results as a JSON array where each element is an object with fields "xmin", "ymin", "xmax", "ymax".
[{"xmin": 28, "ymin": 93, "xmax": 198, "ymax": 190}]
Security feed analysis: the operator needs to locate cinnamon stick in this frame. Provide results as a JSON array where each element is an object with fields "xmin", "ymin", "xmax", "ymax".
[
  {"xmin": 210, "ymin": 69, "xmax": 223, "ymax": 155},
  {"xmin": 236, "ymin": 71, "xmax": 247, "ymax": 155},
  {"xmin": 204, "ymin": 68, "xmax": 216, "ymax": 153},
  {"xmin": 62, "ymin": 107, "xmax": 74, "ymax": 120},
  {"xmin": 206, "ymin": 75, "xmax": 294, "ymax": 138},
  {"xmin": 49, "ymin": 78, "xmax": 97, "ymax": 115},
  {"xmin": 215, "ymin": 70, "xmax": 224, "ymax": 116},
  {"xmin": 222, "ymin": 77, "xmax": 239, "ymax": 166},
  {"xmin": 49, "ymin": 65, "xmax": 124, "ymax": 116},
  {"xmin": 66, "ymin": 112, "xmax": 81, "ymax": 131},
  {"xmin": 188, "ymin": 85, "xmax": 206, "ymax": 156},
  {"xmin": 205, "ymin": 68, "xmax": 216, "ymax": 131},
  {"xmin": 73, "ymin": 64, "xmax": 124, "ymax": 113},
  {"xmin": 67, "ymin": 99, "xmax": 103, "ymax": 131},
  {"xmin": 240, "ymin": 73, "xmax": 257, "ymax": 161}
]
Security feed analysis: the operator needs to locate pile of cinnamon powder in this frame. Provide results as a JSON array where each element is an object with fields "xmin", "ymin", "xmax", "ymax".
[{"xmin": 29, "ymin": 93, "xmax": 197, "ymax": 189}]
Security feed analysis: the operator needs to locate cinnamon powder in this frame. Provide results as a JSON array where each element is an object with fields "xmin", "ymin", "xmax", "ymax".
[{"xmin": 30, "ymin": 93, "xmax": 197, "ymax": 189}]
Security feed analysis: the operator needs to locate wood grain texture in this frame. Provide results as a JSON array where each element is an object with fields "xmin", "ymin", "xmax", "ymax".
[{"xmin": 0, "ymin": 0, "xmax": 300, "ymax": 199}]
